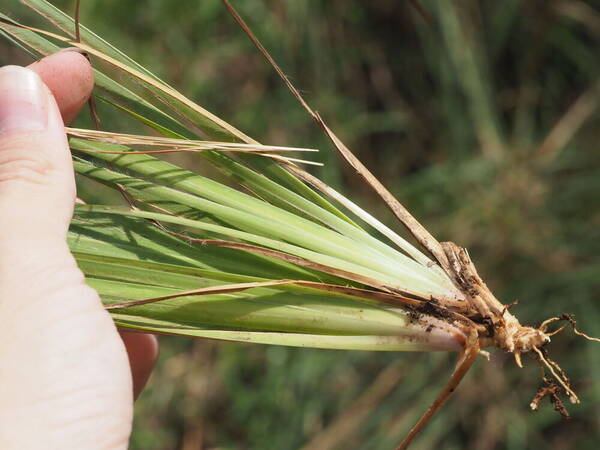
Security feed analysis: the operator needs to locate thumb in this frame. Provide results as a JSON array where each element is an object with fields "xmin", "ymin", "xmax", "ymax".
[
  {"xmin": 0, "ymin": 65, "xmax": 75, "ymax": 243},
  {"xmin": 0, "ymin": 64, "xmax": 134, "ymax": 448}
]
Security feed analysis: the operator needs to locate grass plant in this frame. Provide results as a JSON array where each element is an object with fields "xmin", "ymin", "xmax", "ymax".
[{"xmin": 2, "ymin": 1, "xmax": 599, "ymax": 448}]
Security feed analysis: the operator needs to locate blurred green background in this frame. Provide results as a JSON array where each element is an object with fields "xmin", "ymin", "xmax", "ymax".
[{"xmin": 2, "ymin": 1, "xmax": 599, "ymax": 449}]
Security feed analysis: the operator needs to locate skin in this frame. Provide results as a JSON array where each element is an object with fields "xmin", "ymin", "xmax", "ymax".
[{"xmin": 0, "ymin": 51, "xmax": 157, "ymax": 449}]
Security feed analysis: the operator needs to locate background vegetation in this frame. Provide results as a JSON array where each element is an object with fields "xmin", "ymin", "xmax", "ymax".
[{"xmin": 2, "ymin": 0, "xmax": 599, "ymax": 449}]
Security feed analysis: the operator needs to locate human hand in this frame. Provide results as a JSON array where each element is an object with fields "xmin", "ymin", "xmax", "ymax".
[{"xmin": 0, "ymin": 51, "xmax": 158, "ymax": 449}]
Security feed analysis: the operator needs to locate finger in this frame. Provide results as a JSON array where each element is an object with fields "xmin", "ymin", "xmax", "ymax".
[
  {"xmin": 119, "ymin": 331, "xmax": 159, "ymax": 400},
  {"xmin": 28, "ymin": 50, "xmax": 94, "ymax": 125},
  {"xmin": 0, "ymin": 65, "xmax": 74, "ymax": 243},
  {"xmin": 0, "ymin": 65, "xmax": 133, "ymax": 447}
]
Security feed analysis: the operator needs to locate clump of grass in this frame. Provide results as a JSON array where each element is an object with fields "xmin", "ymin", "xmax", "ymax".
[
  {"xmin": 2, "ymin": 0, "xmax": 466, "ymax": 352},
  {"xmin": 1, "ymin": 1, "xmax": 598, "ymax": 448}
]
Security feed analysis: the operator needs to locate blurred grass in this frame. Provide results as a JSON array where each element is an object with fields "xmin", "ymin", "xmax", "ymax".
[{"xmin": 2, "ymin": 0, "xmax": 599, "ymax": 449}]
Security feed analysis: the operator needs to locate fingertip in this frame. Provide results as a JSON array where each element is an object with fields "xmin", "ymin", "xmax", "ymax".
[
  {"xmin": 119, "ymin": 331, "xmax": 159, "ymax": 400},
  {"xmin": 28, "ymin": 51, "xmax": 94, "ymax": 125}
]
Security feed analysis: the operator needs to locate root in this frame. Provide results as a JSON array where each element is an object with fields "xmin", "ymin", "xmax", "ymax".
[
  {"xmin": 531, "ymin": 346, "xmax": 579, "ymax": 404},
  {"xmin": 539, "ymin": 314, "xmax": 600, "ymax": 342},
  {"xmin": 530, "ymin": 377, "xmax": 571, "ymax": 418},
  {"xmin": 527, "ymin": 312, "xmax": 600, "ymax": 418},
  {"xmin": 561, "ymin": 314, "xmax": 600, "ymax": 343}
]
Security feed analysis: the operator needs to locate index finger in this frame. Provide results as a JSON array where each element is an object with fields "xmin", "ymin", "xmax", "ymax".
[{"xmin": 28, "ymin": 50, "xmax": 94, "ymax": 125}]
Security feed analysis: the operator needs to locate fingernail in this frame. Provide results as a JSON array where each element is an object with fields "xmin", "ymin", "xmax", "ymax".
[{"xmin": 0, "ymin": 65, "xmax": 47, "ymax": 133}]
